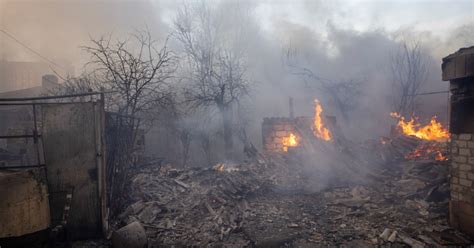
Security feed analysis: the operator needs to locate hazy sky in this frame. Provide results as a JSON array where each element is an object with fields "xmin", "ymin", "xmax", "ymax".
[
  {"xmin": 253, "ymin": 0, "xmax": 473, "ymax": 36},
  {"xmin": 0, "ymin": 0, "xmax": 472, "ymax": 66},
  {"xmin": 0, "ymin": 0, "xmax": 471, "ymax": 139}
]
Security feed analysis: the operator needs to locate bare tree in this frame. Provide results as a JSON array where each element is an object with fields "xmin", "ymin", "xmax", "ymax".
[
  {"xmin": 286, "ymin": 49, "xmax": 363, "ymax": 121},
  {"xmin": 48, "ymin": 74, "xmax": 98, "ymax": 95},
  {"xmin": 174, "ymin": 3, "xmax": 251, "ymax": 160},
  {"xmin": 390, "ymin": 41, "xmax": 428, "ymax": 116},
  {"xmin": 49, "ymin": 31, "xmax": 178, "ymax": 218},
  {"xmin": 197, "ymin": 131, "xmax": 212, "ymax": 165},
  {"xmin": 178, "ymin": 128, "xmax": 191, "ymax": 167},
  {"xmin": 82, "ymin": 29, "xmax": 177, "ymax": 120}
]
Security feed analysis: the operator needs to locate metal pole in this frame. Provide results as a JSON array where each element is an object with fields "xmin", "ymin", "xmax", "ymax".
[{"xmin": 32, "ymin": 104, "xmax": 41, "ymax": 167}]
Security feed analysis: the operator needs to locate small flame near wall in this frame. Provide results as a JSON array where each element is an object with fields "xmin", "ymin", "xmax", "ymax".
[{"xmin": 282, "ymin": 133, "xmax": 299, "ymax": 152}]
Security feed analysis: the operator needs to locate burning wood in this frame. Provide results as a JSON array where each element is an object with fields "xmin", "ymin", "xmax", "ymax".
[
  {"xmin": 313, "ymin": 99, "xmax": 332, "ymax": 141},
  {"xmin": 389, "ymin": 112, "xmax": 449, "ymax": 161},
  {"xmin": 390, "ymin": 112, "xmax": 450, "ymax": 141},
  {"xmin": 405, "ymin": 143, "xmax": 448, "ymax": 161}
]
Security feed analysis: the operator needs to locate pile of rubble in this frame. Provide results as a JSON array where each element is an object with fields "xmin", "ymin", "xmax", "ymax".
[
  {"xmin": 110, "ymin": 134, "xmax": 472, "ymax": 247},
  {"xmin": 113, "ymin": 163, "xmax": 270, "ymax": 246}
]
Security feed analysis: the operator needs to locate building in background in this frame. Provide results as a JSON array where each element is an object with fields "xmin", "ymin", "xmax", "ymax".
[
  {"xmin": 0, "ymin": 60, "xmax": 52, "ymax": 92},
  {"xmin": 0, "ymin": 74, "xmax": 60, "ymax": 98},
  {"xmin": 0, "ymin": 60, "xmax": 74, "ymax": 93}
]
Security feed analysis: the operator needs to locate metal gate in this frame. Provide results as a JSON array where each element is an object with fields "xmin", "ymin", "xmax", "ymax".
[{"xmin": 0, "ymin": 92, "xmax": 107, "ymax": 240}]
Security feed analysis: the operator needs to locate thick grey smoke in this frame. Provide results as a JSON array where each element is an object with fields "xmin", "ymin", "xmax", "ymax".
[
  {"xmin": 0, "ymin": 0, "xmax": 168, "ymax": 76},
  {"xmin": 1, "ymin": 0, "xmax": 472, "ymax": 163}
]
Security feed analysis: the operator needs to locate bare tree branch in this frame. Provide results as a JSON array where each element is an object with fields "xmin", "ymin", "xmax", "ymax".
[
  {"xmin": 390, "ymin": 41, "xmax": 429, "ymax": 116},
  {"xmin": 173, "ymin": 2, "xmax": 251, "ymax": 159}
]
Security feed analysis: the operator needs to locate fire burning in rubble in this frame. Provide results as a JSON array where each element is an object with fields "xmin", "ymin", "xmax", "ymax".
[
  {"xmin": 405, "ymin": 143, "xmax": 448, "ymax": 161},
  {"xmin": 390, "ymin": 112, "xmax": 449, "ymax": 161},
  {"xmin": 390, "ymin": 112, "xmax": 450, "ymax": 141},
  {"xmin": 282, "ymin": 133, "xmax": 299, "ymax": 152},
  {"xmin": 313, "ymin": 99, "xmax": 332, "ymax": 141}
]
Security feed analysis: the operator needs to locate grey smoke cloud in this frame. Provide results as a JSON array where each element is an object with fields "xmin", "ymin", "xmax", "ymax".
[
  {"xmin": 0, "ymin": 0, "xmax": 167, "ymax": 75},
  {"xmin": 0, "ymin": 0, "xmax": 471, "ymax": 144}
]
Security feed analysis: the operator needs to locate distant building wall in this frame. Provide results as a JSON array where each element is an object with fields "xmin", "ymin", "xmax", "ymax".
[{"xmin": 0, "ymin": 74, "xmax": 59, "ymax": 98}]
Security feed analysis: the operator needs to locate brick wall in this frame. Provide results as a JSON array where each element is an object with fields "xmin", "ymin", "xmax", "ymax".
[
  {"xmin": 262, "ymin": 117, "xmax": 314, "ymax": 153},
  {"xmin": 262, "ymin": 117, "xmax": 297, "ymax": 153},
  {"xmin": 450, "ymin": 133, "xmax": 474, "ymax": 235}
]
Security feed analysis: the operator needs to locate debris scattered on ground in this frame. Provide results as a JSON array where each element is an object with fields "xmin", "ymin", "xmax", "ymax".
[
  {"xmin": 111, "ymin": 221, "xmax": 147, "ymax": 248},
  {"xmin": 109, "ymin": 134, "xmax": 471, "ymax": 247}
]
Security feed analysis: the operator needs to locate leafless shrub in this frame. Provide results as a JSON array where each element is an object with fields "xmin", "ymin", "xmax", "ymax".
[
  {"xmin": 286, "ymin": 49, "xmax": 363, "ymax": 121},
  {"xmin": 390, "ymin": 41, "xmax": 428, "ymax": 116},
  {"xmin": 174, "ymin": 2, "xmax": 251, "ymax": 160},
  {"xmin": 81, "ymin": 29, "xmax": 177, "ymax": 119}
]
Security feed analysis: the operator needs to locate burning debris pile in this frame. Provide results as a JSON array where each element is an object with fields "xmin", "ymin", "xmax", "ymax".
[
  {"xmin": 108, "ymin": 101, "xmax": 471, "ymax": 247},
  {"xmin": 111, "ymin": 149, "xmax": 470, "ymax": 247},
  {"xmin": 262, "ymin": 98, "xmax": 335, "ymax": 154},
  {"xmin": 379, "ymin": 113, "xmax": 450, "ymax": 162}
]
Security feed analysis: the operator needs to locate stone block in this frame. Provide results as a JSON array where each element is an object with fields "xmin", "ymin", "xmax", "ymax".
[
  {"xmin": 459, "ymin": 133, "xmax": 472, "ymax": 141},
  {"xmin": 468, "ymin": 141, "xmax": 474, "ymax": 148},
  {"xmin": 274, "ymin": 125, "xmax": 285, "ymax": 131},
  {"xmin": 454, "ymin": 156, "xmax": 467, "ymax": 163},
  {"xmin": 284, "ymin": 125, "xmax": 293, "ymax": 131},
  {"xmin": 452, "ymin": 192, "xmax": 459, "ymax": 200},
  {"xmin": 460, "ymin": 148, "xmax": 471, "ymax": 156},
  {"xmin": 460, "ymin": 163, "xmax": 472, "ymax": 171},
  {"xmin": 460, "ymin": 171, "xmax": 467, "ymax": 179},
  {"xmin": 452, "ymin": 184, "xmax": 462, "ymax": 192},
  {"xmin": 456, "ymin": 140, "xmax": 467, "ymax": 148},
  {"xmin": 452, "ymin": 176, "xmax": 459, "ymax": 184},
  {"xmin": 468, "ymin": 173, "xmax": 474, "ymax": 180},
  {"xmin": 275, "ymin": 131, "xmax": 287, "ymax": 137},
  {"xmin": 452, "ymin": 147, "xmax": 459, "ymax": 155},
  {"xmin": 111, "ymin": 221, "xmax": 147, "ymax": 248},
  {"xmin": 452, "ymin": 162, "xmax": 459, "ymax": 169},
  {"xmin": 460, "ymin": 179, "xmax": 473, "ymax": 187}
]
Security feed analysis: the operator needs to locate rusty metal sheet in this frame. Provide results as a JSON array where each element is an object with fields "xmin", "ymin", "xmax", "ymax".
[{"xmin": 42, "ymin": 102, "xmax": 105, "ymax": 240}]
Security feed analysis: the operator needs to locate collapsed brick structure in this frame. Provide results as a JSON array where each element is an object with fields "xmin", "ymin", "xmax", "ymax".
[
  {"xmin": 262, "ymin": 117, "xmax": 296, "ymax": 152},
  {"xmin": 261, "ymin": 117, "xmax": 312, "ymax": 152},
  {"xmin": 442, "ymin": 46, "xmax": 474, "ymax": 236}
]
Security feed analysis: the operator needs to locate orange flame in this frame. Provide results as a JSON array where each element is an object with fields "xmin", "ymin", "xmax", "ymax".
[
  {"xmin": 404, "ymin": 143, "xmax": 448, "ymax": 161},
  {"xmin": 282, "ymin": 133, "xmax": 299, "ymax": 152},
  {"xmin": 313, "ymin": 99, "xmax": 332, "ymax": 141},
  {"xmin": 390, "ymin": 112, "xmax": 449, "ymax": 141},
  {"xmin": 435, "ymin": 152, "xmax": 447, "ymax": 161}
]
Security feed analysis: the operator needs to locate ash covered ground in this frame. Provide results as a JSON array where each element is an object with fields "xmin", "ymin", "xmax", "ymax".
[{"xmin": 103, "ymin": 134, "xmax": 471, "ymax": 248}]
